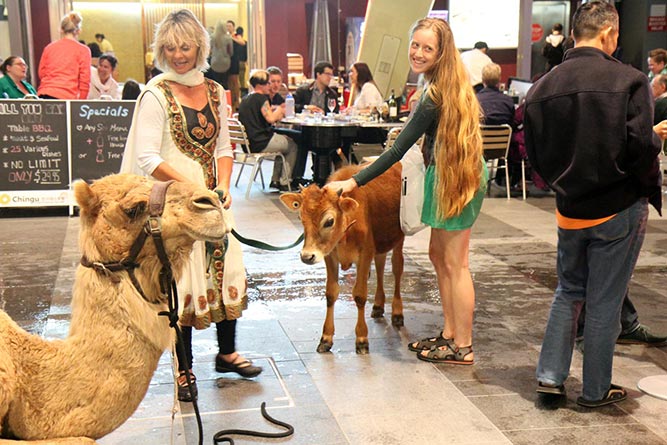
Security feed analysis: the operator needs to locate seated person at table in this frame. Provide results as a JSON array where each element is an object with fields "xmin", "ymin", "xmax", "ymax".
[
  {"xmin": 121, "ymin": 78, "xmax": 142, "ymax": 100},
  {"xmin": 267, "ymin": 66, "xmax": 285, "ymax": 106},
  {"xmin": 238, "ymin": 69, "xmax": 298, "ymax": 191},
  {"xmin": 266, "ymin": 66, "xmax": 310, "ymax": 185},
  {"xmin": 476, "ymin": 63, "xmax": 514, "ymax": 125},
  {"xmin": 293, "ymin": 61, "xmax": 339, "ymax": 114},
  {"xmin": 347, "ymin": 62, "xmax": 383, "ymax": 113},
  {"xmin": 477, "ymin": 64, "xmax": 550, "ymax": 196},
  {"xmin": 510, "ymin": 101, "xmax": 552, "ymax": 197},
  {"xmin": 88, "ymin": 53, "xmax": 121, "ymax": 99},
  {"xmin": 0, "ymin": 56, "xmax": 37, "ymax": 98},
  {"xmin": 652, "ymin": 74, "xmax": 667, "ymax": 124},
  {"xmin": 344, "ymin": 62, "xmax": 386, "ymax": 159}
]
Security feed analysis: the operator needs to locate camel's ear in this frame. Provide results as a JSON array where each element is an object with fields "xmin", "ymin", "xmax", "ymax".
[
  {"xmin": 73, "ymin": 180, "xmax": 100, "ymax": 216},
  {"xmin": 279, "ymin": 192, "xmax": 303, "ymax": 212},
  {"xmin": 339, "ymin": 196, "xmax": 359, "ymax": 214}
]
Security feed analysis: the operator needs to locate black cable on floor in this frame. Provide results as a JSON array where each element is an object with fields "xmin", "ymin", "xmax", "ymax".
[{"xmin": 212, "ymin": 402, "xmax": 295, "ymax": 444}]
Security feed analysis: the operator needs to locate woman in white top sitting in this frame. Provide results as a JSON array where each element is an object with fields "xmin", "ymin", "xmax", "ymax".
[
  {"xmin": 88, "ymin": 53, "xmax": 121, "ymax": 99},
  {"xmin": 344, "ymin": 62, "xmax": 387, "ymax": 161},
  {"xmin": 348, "ymin": 62, "xmax": 383, "ymax": 113}
]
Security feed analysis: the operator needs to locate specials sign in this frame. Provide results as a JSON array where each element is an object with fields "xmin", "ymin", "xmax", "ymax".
[{"xmin": 0, "ymin": 99, "xmax": 135, "ymax": 208}]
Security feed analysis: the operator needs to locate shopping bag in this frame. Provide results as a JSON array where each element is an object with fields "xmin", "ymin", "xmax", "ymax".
[{"xmin": 399, "ymin": 144, "xmax": 427, "ymax": 235}]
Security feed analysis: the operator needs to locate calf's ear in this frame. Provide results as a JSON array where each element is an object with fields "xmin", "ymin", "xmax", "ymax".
[
  {"xmin": 279, "ymin": 193, "xmax": 303, "ymax": 212},
  {"xmin": 339, "ymin": 196, "xmax": 359, "ymax": 213}
]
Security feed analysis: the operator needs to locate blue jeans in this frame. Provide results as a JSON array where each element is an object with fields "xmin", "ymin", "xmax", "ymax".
[
  {"xmin": 536, "ymin": 199, "xmax": 648, "ymax": 401},
  {"xmin": 576, "ymin": 293, "xmax": 639, "ymax": 338}
]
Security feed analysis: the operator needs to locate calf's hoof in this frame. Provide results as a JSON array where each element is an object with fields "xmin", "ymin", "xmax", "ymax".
[
  {"xmin": 371, "ymin": 305, "xmax": 384, "ymax": 318},
  {"xmin": 317, "ymin": 339, "xmax": 333, "ymax": 353},
  {"xmin": 391, "ymin": 314, "xmax": 404, "ymax": 327},
  {"xmin": 355, "ymin": 341, "xmax": 370, "ymax": 354}
]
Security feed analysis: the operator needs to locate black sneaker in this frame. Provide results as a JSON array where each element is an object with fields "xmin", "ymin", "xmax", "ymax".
[
  {"xmin": 269, "ymin": 181, "xmax": 290, "ymax": 192},
  {"xmin": 617, "ymin": 325, "xmax": 667, "ymax": 346},
  {"xmin": 291, "ymin": 177, "xmax": 313, "ymax": 188}
]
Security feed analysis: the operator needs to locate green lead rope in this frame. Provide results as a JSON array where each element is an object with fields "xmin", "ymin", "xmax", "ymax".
[{"xmin": 215, "ymin": 190, "xmax": 304, "ymax": 251}]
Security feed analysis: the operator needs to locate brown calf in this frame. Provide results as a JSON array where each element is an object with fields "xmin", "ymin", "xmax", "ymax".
[{"xmin": 279, "ymin": 164, "xmax": 405, "ymax": 354}]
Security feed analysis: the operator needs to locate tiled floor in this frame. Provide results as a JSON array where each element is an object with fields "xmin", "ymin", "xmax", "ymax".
[{"xmin": 1, "ymin": 168, "xmax": 666, "ymax": 445}]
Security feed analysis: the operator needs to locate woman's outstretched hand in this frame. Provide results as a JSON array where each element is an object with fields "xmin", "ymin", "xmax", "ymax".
[{"xmin": 324, "ymin": 178, "xmax": 358, "ymax": 195}]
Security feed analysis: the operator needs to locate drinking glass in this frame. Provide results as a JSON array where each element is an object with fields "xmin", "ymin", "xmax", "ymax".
[{"xmin": 327, "ymin": 98, "xmax": 337, "ymax": 114}]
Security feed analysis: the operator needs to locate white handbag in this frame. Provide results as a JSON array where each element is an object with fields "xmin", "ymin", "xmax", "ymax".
[{"xmin": 399, "ymin": 144, "xmax": 427, "ymax": 235}]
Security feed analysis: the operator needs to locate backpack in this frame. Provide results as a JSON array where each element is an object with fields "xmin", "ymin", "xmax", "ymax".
[{"xmin": 542, "ymin": 42, "xmax": 564, "ymax": 67}]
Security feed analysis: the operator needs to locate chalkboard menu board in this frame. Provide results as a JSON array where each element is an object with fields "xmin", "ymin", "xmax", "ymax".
[
  {"xmin": 0, "ymin": 100, "xmax": 69, "ymax": 192},
  {"xmin": 70, "ymin": 100, "xmax": 135, "ymax": 182}
]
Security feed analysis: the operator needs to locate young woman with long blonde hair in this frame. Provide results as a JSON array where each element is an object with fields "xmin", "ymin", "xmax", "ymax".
[{"xmin": 327, "ymin": 17, "xmax": 486, "ymax": 365}]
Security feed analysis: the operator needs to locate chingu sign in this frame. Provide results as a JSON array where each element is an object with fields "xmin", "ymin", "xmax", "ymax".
[{"xmin": 0, "ymin": 99, "xmax": 135, "ymax": 208}]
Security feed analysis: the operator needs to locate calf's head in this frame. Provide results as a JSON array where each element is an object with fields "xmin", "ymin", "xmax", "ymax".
[{"xmin": 280, "ymin": 185, "xmax": 358, "ymax": 264}]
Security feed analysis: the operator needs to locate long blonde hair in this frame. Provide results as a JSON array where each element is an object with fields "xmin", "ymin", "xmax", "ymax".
[{"xmin": 411, "ymin": 18, "xmax": 483, "ymax": 219}]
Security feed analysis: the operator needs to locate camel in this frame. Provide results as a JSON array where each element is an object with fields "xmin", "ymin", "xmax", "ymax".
[{"xmin": 0, "ymin": 174, "xmax": 230, "ymax": 444}]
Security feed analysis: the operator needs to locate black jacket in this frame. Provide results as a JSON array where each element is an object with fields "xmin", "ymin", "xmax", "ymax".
[
  {"xmin": 477, "ymin": 87, "xmax": 515, "ymax": 126},
  {"xmin": 524, "ymin": 47, "xmax": 661, "ymax": 219},
  {"xmin": 293, "ymin": 81, "xmax": 339, "ymax": 114}
]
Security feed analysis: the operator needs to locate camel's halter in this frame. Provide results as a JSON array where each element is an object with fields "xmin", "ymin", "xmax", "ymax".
[
  {"xmin": 80, "ymin": 180, "xmax": 178, "ymax": 310},
  {"xmin": 80, "ymin": 181, "xmax": 294, "ymax": 445}
]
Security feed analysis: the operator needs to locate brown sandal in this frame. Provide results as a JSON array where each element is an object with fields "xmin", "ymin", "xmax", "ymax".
[{"xmin": 417, "ymin": 344, "xmax": 474, "ymax": 365}]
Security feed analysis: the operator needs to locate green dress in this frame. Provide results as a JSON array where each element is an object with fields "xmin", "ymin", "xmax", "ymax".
[{"xmin": 353, "ymin": 93, "xmax": 486, "ymax": 230}]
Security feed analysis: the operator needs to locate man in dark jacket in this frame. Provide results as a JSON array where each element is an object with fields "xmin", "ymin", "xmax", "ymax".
[
  {"xmin": 293, "ymin": 61, "xmax": 340, "ymax": 114},
  {"xmin": 477, "ymin": 62, "xmax": 514, "ymax": 126},
  {"xmin": 525, "ymin": 1, "xmax": 662, "ymax": 408}
]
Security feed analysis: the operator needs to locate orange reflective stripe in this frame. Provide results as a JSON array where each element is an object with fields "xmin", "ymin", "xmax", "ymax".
[{"xmin": 556, "ymin": 209, "xmax": 616, "ymax": 230}]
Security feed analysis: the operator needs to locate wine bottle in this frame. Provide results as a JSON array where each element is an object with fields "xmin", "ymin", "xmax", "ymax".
[{"xmin": 388, "ymin": 89, "xmax": 398, "ymax": 122}]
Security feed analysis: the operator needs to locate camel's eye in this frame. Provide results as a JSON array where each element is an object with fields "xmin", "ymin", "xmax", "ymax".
[
  {"xmin": 124, "ymin": 202, "xmax": 147, "ymax": 220},
  {"xmin": 323, "ymin": 217, "xmax": 334, "ymax": 229}
]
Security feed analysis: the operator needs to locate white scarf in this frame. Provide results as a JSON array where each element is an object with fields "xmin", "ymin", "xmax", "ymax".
[
  {"xmin": 90, "ymin": 68, "xmax": 114, "ymax": 96},
  {"xmin": 146, "ymin": 69, "xmax": 205, "ymax": 89},
  {"xmin": 120, "ymin": 69, "xmax": 206, "ymax": 175}
]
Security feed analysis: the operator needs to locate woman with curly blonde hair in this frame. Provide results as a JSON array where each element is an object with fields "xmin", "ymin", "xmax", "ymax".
[
  {"xmin": 327, "ymin": 17, "xmax": 486, "ymax": 365},
  {"xmin": 121, "ymin": 9, "xmax": 261, "ymax": 403}
]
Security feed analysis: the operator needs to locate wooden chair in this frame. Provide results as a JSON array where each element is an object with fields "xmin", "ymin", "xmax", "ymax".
[
  {"xmin": 228, "ymin": 118, "xmax": 291, "ymax": 199},
  {"xmin": 480, "ymin": 124, "xmax": 524, "ymax": 200}
]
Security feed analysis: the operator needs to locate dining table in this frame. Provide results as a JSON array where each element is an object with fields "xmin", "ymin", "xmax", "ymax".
[{"xmin": 280, "ymin": 113, "xmax": 403, "ymax": 185}]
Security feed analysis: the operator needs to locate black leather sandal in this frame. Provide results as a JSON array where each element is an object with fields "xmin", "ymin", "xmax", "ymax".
[
  {"xmin": 215, "ymin": 354, "xmax": 263, "ymax": 378},
  {"xmin": 177, "ymin": 370, "xmax": 198, "ymax": 402}
]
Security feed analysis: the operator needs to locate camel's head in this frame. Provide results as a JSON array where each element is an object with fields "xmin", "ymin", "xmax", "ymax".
[{"xmin": 74, "ymin": 174, "xmax": 229, "ymax": 269}]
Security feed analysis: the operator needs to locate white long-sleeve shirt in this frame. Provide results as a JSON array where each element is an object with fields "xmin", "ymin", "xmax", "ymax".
[{"xmin": 353, "ymin": 82, "xmax": 384, "ymax": 110}]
